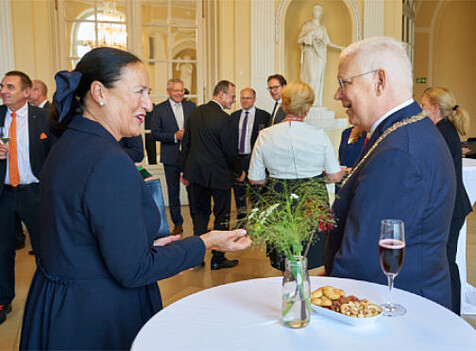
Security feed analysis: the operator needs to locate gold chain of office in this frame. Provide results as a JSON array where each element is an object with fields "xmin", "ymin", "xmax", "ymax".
[{"xmin": 341, "ymin": 113, "xmax": 425, "ymax": 187}]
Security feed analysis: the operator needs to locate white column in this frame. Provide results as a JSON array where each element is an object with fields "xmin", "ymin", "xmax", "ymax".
[
  {"xmin": 364, "ymin": 0, "xmax": 384, "ymax": 38},
  {"xmin": 0, "ymin": 0, "xmax": 15, "ymax": 77},
  {"xmin": 250, "ymin": 0, "xmax": 275, "ymax": 113}
]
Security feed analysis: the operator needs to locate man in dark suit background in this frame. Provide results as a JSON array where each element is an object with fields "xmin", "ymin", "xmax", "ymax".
[
  {"xmin": 21, "ymin": 79, "xmax": 53, "ymax": 249},
  {"xmin": 231, "ymin": 88, "xmax": 270, "ymax": 220},
  {"xmin": 28, "ymin": 79, "xmax": 53, "ymax": 114},
  {"xmin": 151, "ymin": 79, "xmax": 196, "ymax": 236},
  {"xmin": 0, "ymin": 71, "xmax": 55, "ymax": 324},
  {"xmin": 182, "ymin": 80, "xmax": 245, "ymax": 270},
  {"xmin": 267, "ymin": 74, "xmax": 286, "ymax": 126},
  {"xmin": 144, "ymin": 104, "xmax": 157, "ymax": 165},
  {"xmin": 324, "ymin": 37, "xmax": 456, "ymax": 310}
]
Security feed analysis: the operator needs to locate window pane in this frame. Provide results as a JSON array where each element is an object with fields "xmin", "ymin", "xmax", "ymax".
[
  {"xmin": 143, "ymin": 28, "xmax": 169, "ymax": 61},
  {"xmin": 171, "ymin": 1, "xmax": 197, "ymax": 27},
  {"xmin": 173, "ymin": 61, "xmax": 195, "ymax": 95},
  {"xmin": 64, "ymin": 0, "xmax": 95, "ymax": 20},
  {"xmin": 147, "ymin": 62, "xmax": 168, "ymax": 96},
  {"xmin": 142, "ymin": 0, "xmax": 168, "ymax": 25}
]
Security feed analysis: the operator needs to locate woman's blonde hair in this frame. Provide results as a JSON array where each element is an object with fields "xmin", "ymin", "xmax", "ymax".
[
  {"xmin": 281, "ymin": 81, "xmax": 315, "ymax": 117},
  {"xmin": 423, "ymin": 87, "xmax": 470, "ymax": 135}
]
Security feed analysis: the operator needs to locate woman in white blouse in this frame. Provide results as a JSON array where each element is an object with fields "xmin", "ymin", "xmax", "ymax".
[{"xmin": 248, "ymin": 81, "xmax": 342, "ymax": 271}]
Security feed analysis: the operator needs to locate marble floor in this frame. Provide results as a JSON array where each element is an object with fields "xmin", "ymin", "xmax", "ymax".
[{"xmin": 1, "ymin": 206, "xmax": 475, "ymax": 350}]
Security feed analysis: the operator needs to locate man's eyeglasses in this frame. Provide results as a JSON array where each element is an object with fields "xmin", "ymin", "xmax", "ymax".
[
  {"xmin": 337, "ymin": 69, "xmax": 378, "ymax": 91},
  {"xmin": 267, "ymin": 85, "xmax": 282, "ymax": 91}
]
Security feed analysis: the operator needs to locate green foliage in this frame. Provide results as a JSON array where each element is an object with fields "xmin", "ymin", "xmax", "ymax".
[{"xmin": 239, "ymin": 178, "xmax": 335, "ymax": 259}]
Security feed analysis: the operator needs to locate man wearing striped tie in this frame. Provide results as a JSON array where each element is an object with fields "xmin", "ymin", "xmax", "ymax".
[{"xmin": 0, "ymin": 71, "xmax": 55, "ymax": 325}]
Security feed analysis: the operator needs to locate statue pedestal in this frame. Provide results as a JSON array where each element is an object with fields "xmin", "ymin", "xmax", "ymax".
[{"xmin": 305, "ymin": 106, "xmax": 348, "ymax": 130}]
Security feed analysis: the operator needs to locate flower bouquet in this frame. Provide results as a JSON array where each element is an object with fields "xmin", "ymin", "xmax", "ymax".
[{"xmin": 239, "ymin": 178, "xmax": 336, "ymax": 327}]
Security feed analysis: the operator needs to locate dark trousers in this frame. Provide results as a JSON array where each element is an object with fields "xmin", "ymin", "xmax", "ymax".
[
  {"xmin": 447, "ymin": 216, "xmax": 466, "ymax": 315},
  {"xmin": 163, "ymin": 164, "xmax": 195, "ymax": 226},
  {"xmin": 190, "ymin": 182, "xmax": 231, "ymax": 261},
  {"xmin": 0, "ymin": 184, "xmax": 40, "ymax": 305},
  {"xmin": 15, "ymin": 214, "xmax": 25, "ymax": 244},
  {"xmin": 233, "ymin": 155, "xmax": 251, "ymax": 221},
  {"xmin": 144, "ymin": 132, "xmax": 157, "ymax": 164}
]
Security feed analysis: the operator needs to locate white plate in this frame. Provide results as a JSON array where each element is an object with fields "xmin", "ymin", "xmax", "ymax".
[{"xmin": 312, "ymin": 302, "xmax": 382, "ymax": 327}]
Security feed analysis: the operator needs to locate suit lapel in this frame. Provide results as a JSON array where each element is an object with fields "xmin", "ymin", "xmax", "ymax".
[
  {"xmin": 165, "ymin": 101, "xmax": 180, "ymax": 130},
  {"xmin": 27, "ymin": 104, "xmax": 38, "ymax": 173},
  {"xmin": 0, "ymin": 105, "xmax": 6, "ymax": 127},
  {"xmin": 356, "ymin": 101, "xmax": 422, "ymax": 163},
  {"xmin": 251, "ymin": 109, "xmax": 261, "ymax": 147}
]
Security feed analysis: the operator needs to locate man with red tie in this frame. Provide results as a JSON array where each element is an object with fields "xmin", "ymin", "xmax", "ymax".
[{"xmin": 0, "ymin": 71, "xmax": 55, "ymax": 324}]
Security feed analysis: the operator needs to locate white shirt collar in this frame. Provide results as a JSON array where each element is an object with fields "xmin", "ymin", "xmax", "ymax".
[
  {"xmin": 169, "ymin": 99, "xmax": 182, "ymax": 107},
  {"xmin": 39, "ymin": 99, "xmax": 48, "ymax": 108},
  {"xmin": 212, "ymin": 99, "xmax": 224, "ymax": 110},
  {"xmin": 8, "ymin": 102, "xmax": 28, "ymax": 118},
  {"xmin": 243, "ymin": 106, "xmax": 256, "ymax": 114},
  {"xmin": 368, "ymin": 99, "xmax": 413, "ymax": 137}
]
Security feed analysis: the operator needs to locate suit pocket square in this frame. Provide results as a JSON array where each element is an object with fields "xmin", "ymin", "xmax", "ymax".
[{"xmin": 40, "ymin": 132, "xmax": 48, "ymax": 140}]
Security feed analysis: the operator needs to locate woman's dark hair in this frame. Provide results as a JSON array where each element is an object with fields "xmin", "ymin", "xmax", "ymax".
[
  {"xmin": 74, "ymin": 47, "xmax": 141, "ymax": 107},
  {"xmin": 51, "ymin": 47, "xmax": 141, "ymax": 131}
]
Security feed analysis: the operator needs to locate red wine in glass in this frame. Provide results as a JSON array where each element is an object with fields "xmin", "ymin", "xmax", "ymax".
[
  {"xmin": 379, "ymin": 219, "xmax": 407, "ymax": 317},
  {"xmin": 379, "ymin": 238, "xmax": 405, "ymax": 276}
]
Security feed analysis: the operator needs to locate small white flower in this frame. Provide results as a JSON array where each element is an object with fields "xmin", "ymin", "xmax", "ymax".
[
  {"xmin": 259, "ymin": 203, "xmax": 279, "ymax": 222},
  {"xmin": 248, "ymin": 208, "xmax": 259, "ymax": 219},
  {"xmin": 290, "ymin": 193, "xmax": 299, "ymax": 199}
]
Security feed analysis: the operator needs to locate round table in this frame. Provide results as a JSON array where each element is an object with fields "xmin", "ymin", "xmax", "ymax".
[{"xmin": 132, "ymin": 277, "xmax": 476, "ymax": 350}]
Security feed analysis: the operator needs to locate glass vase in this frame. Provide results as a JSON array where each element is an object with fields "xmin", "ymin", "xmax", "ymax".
[{"xmin": 282, "ymin": 255, "xmax": 311, "ymax": 328}]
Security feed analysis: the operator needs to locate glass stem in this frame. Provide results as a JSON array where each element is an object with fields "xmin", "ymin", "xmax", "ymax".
[{"xmin": 386, "ymin": 274, "xmax": 395, "ymax": 310}]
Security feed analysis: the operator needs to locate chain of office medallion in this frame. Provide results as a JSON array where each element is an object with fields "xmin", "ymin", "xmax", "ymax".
[{"xmin": 341, "ymin": 113, "xmax": 425, "ymax": 187}]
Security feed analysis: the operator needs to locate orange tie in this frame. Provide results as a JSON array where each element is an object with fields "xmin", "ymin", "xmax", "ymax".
[{"xmin": 8, "ymin": 112, "xmax": 20, "ymax": 187}]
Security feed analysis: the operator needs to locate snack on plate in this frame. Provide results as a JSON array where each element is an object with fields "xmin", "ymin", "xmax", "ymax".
[{"xmin": 311, "ymin": 286, "xmax": 382, "ymax": 318}]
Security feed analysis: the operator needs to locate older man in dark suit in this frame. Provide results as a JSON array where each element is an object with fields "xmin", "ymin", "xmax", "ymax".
[
  {"xmin": 324, "ymin": 37, "xmax": 455, "ymax": 310},
  {"xmin": 29, "ymin": 79, "xmax": 53, "ymax": 114},
  {"xmin": 151, "ymin": 79, "xmax": 196, "ymax": 236},
  {"xmin": 182, "ymin": 80, "xmax": 245, "ymax": 270},
  {"xmin": 0, "ymin": 71, "xmax": 55, "ymax": 324},
  {"xmin": 231, "ymin": 88, "xmax": 270, "ymax": 220}
]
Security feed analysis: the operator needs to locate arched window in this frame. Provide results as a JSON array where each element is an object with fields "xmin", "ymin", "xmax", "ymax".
[{"xmin": 69, "ymin": 4, "xmax": 126, "ymax": 68}]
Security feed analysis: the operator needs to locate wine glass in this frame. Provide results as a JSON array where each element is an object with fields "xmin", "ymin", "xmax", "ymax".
[
  {"xmin": 379, "ymin": 219, "xmax": 406, "ymax": 316},
  {"xmin": 0, "ymin": 126, "xmax": 9, "ymax": 144}
]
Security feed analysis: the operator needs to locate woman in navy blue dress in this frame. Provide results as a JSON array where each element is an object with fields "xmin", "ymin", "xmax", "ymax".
[
  {"xmin": 421, "ymin": 87, "xmax": 472, "ymax": 315},
  {"xmin": 19, "ymin": 47, "xmax": 251, "ymax": 350},
  {"xmin": 338, "ymin": 125, "xmax": 366, "ymax": 168}
]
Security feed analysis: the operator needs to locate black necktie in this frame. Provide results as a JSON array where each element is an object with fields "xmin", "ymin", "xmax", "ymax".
[{"xmin": 271, "ymin": 101, "xmax": 279, "ymax": 124}]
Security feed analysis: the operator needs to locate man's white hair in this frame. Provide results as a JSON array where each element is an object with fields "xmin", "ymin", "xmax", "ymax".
[{"xmin": 341, "ymin": 36, "xmax": 413, "ymax": 95}]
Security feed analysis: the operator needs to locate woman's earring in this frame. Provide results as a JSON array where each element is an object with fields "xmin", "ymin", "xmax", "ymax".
[{"xmin": 99, "ymin": 101, "xmax": 105, "ymax": 107}]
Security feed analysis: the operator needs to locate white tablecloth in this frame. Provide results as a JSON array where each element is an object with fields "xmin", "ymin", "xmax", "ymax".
[
  {"xmin": 132, "ymin": 277, "xmax": 476, "ymax": 350},
  {"xmin": 458, "ymin": 158, "xmax": 476, "ymax": 314}
]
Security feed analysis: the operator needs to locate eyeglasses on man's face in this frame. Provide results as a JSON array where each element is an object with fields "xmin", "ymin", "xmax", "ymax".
[
  {"xmin": 337, "ymin": 69, "xmax": 378, "ymax": 91},
  {"xmin": 267, "ymin": 85, "xmax": 282, "ymax": 91}
]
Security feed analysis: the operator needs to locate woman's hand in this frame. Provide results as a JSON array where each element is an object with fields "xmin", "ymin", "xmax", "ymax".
[
  {"xmin": 200, "ymin": 229, "xmax": 251, "ymax": 252},
  {"xmin": 153, "ymin": 235, "xmax": 181, "ymax": 247},
  {"xmin": 249, "ymin": 178, "xmax": 266, "ymax": 185}
]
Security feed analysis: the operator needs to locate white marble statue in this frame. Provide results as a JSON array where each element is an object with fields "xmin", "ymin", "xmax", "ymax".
[
  {"xmin": 176, "ymin": 55, "xmax": 193, "ymax": 92},
  {"xmin": 298, "ymin": 5, "xmax": 344, "ymax": 106}
]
